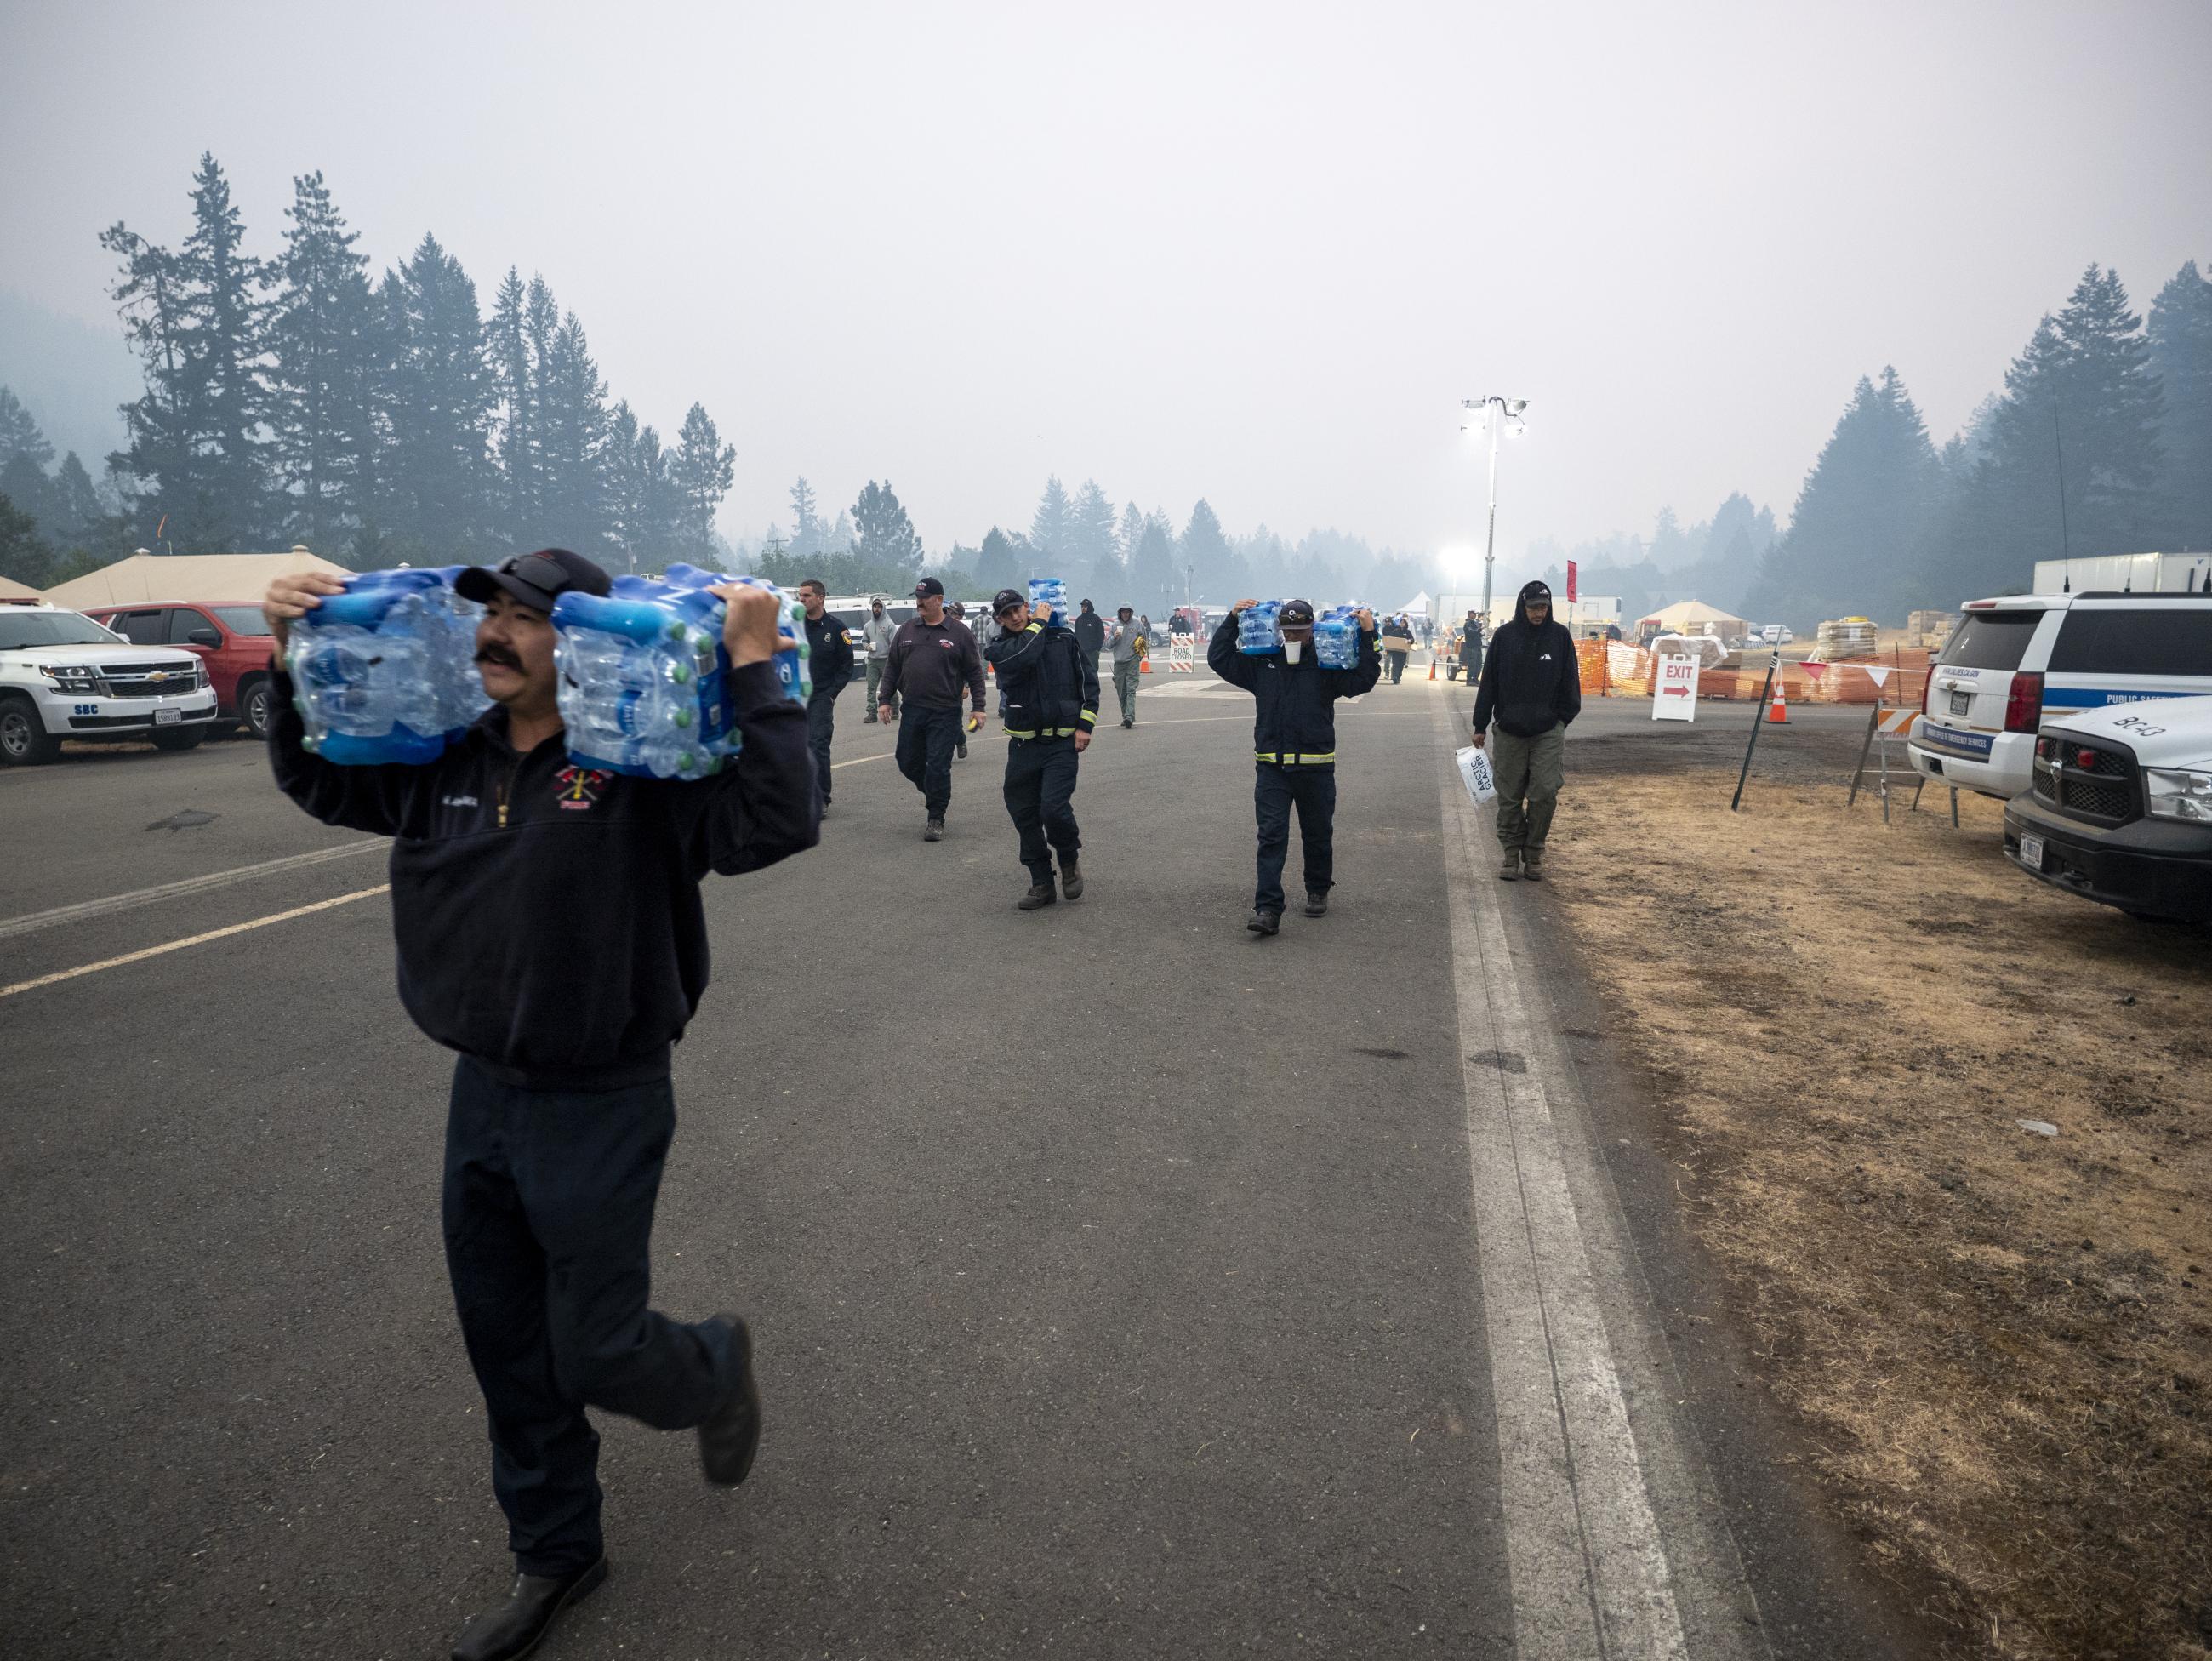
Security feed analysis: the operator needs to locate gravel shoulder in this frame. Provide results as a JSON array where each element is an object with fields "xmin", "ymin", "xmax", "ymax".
[{"xmin": 1542, "ymin": 702, "xmax": 2212, "ymax": 1659}]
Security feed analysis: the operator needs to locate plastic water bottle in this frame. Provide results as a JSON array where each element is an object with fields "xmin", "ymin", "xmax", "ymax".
[
  {"xmin": 1238, "ymin": 600, "xmax": 1283, "ymax": 655},
  {"xmin": 553, "ymin": 589, "xmax": 728, "ymax": 780},
  {"xmin": 1315, "ymin": 607, "xmax": 1361, "ymax": 670},
  {"xmin": 288, "ymin": 568, "xmax": 487, "ymax": 765},
  {"xmin": 663, "ymin": 564, "xmax": 810, "ymax": 705},
  {"xmin": 1029, "ymin": 576, "xmax": 1068, "ymax": 628}
]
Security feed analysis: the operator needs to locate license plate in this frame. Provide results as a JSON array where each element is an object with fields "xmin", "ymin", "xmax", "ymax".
[
  {"xmin": 1949, "ymin": 689, "xmax": 1970, "ymax": 716},
  {"xmin": 2019, "ymin": 833, "xmax": 2044, "ymax": 870},
  {"xmin": 154, "ymin": 707, "xmax": 181, "ymax": 725}
]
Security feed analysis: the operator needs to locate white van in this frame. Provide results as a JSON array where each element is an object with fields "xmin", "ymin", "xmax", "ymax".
[{"xmin": 1909, "ymin": 592, "xmax": 2212, "ymax": 799}]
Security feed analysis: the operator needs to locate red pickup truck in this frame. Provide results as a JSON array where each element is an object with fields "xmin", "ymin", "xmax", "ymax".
[{"xmin": 83, "ymin": 600, "xmax": 281, "ymax": 739}]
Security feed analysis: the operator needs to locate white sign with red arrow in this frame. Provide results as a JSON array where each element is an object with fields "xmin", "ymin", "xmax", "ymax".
[{"xmin": 1652, "ymin": 652, "xmax": 1699, "ymax": 722}]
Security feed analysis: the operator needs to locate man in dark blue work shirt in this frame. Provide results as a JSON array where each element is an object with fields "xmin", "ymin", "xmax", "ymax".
[
  {"xmin": 262, "ymin": 548, "xmax": 818, "ymax": 1661},
  {"xmin": 798, "ymin": 578, "xmax": 856, "ymax": 812}
]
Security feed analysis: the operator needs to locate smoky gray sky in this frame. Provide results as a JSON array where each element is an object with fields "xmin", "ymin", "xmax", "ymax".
[{"xmin": 4, "ymin": 0, "xmax": 2209, "ymax": 577}]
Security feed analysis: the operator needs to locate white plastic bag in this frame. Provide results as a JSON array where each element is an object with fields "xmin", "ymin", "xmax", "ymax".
[{"xmin": 1456, "ymin": 743, "xmax": 1497, "ymax": 804}]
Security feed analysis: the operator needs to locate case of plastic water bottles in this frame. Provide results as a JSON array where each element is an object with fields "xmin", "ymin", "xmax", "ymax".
[
  {"xmin": 286, "ymin": 567, "xmax": 490, "ymax": 765},
  {"xmin": 1029, "ymin": 576, "xmax": 1067, "ymax": 628},
  {"xmin": 1237, "ymin": 600, "xmax": 1283, "ymax": 654},
  {"xmin": 1314, "ymin": 607, "xmax": 1362, "ymax": 670},
  {"xmin": 550, "ymin": 566, "xmax": 809, "ymax": 782}
]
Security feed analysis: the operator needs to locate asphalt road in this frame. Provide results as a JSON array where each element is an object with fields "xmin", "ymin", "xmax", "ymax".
[{"xmin": 1, "ymin": 675, "xmax": 1915, "ymax": 1659}]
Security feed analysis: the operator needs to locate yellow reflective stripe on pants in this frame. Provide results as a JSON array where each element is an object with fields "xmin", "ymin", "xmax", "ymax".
[
  {"xmin": 1008, "ymin": 727, "xmax": 1081, "ymax": 739},
  {"xmin": 1256, "ymin": 751, "xmax": 1337, "ymax": 765}
]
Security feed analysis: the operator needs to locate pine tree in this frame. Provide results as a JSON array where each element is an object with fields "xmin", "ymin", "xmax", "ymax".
[
  {"xmin": 384, "ymin": 233, "xmax": 493, "ymax": 560},
  {"xmin": 0, "ymin": 491, "xmax": 57, "ymax": 588},
  {"xmin": 1128, "ymin": 514, "xmax": 1176, "ymax": 614},
  {"xmin": 670, "ymin": 403, "xmax": 735, "ymax": 559},
  {"xmin": 605, "ymin": 402, "xmax": 680, "ymax": 571},
  {"xmin": 788, "ymin": 477, "xmax": 821, "ymax": 557},
  {"xmin": 486, "ymin": 268, "xmax": 537, "ymax": 531},
  {"xmin": 974, "ymin": 526, "xmax": 1020, "ymax": 592},
  {"xmin": 1178, "ymin": 499, "xmax": 1234, "ymax": 600},
  {"xmin": 2148, "ymin": 260, "xmax": 2212, "ymax": 548},
  {"xmin": 101, "ymin": 154, "xmax": 274, "ymax": 551},
  {"xmin": 828, "ymin": 506, "xmax": 854, "ymax": 555},
  {"xmin": 1742, "ymin": 367, "xmax": 1940, "ymax": 626},
  {"xmin": 1064, "ymin": 478, "xmax": 1117, "ymax": 594},
  {"xmin": 853, "ymin": 480, "xmax": 923, "ymax": 571},
  {"xmin": 531, "ymin": 304, "xmax": 613, "ymax": 557},
  {"xmin": 0, "ymin": 387, "xmax": 54, "ymax": 471},
  {"xmin": 49, "ymin": 453, "xmax": 105, "ymax": 550},
  {"xmin": 268, "ymin": 171, "xmax": 385, "ymax": 554},
  {"xmin": 1029, "ymin": 475, "xmax": 1070, "ymax": 560}
]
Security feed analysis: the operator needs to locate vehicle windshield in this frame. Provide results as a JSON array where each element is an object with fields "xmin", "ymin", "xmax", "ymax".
[
  {"xmin": 0, "ymin": 612, "xmax": 125, "ymax": 651},
  {"xmin": 208, "ymin": 605, "xmax": 275, "ymax": 636},
  {"xmin": 1939, "ymin": 611, "xmax": 2040, "ymax": 671}
]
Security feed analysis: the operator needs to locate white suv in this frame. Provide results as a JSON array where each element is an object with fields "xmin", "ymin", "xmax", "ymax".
[
  {"xmin": 1909, "ymin": 592, "xmax": 2212, "ymax": 799},
  {"xmin": 0, "ymin": 603, "xmax": 221, "ymax": 766}
]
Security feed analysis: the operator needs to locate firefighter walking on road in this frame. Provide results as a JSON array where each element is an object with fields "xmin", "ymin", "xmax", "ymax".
[
  {"xmin": 1209, "ymin": 598, "xmax": 1379, "ymax": 935},
  {"xmin": 984, "ymin": 587, "xmax": 1098, "ymax": 909}
]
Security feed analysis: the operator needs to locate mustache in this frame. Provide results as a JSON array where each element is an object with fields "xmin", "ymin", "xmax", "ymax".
[{"xmin": 474, "ymin": 647, "xmax": 523, "ymax": 670}]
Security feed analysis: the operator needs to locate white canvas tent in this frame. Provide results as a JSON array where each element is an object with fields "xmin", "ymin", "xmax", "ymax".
[
  {"xmin": 1398, "ymin": 590, "xmax": 1434, "ymax": 619},
  {"xmin": 0, "ymin": 574, "xmax": 44, "ymax": 604},
  {"xmin": 1635, "ymin": 598, "xmax": 1749, "ymax": 646},
  {"xmin": 43, "ymin": 548, "xmax": 351, "ymax": 610}
]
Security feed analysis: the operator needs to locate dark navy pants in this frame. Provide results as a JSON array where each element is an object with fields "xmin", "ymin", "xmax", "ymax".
[
  {"xmin": 806, "ymin": 686, "xmax": 841, "ymax": 805},
  {"xmin": 442, "ymin": 1058, "xmax": 738, "ymax": 1576},
  {"xmin": 1253, "ymin": 763, "xmax": 1336, "ymax": 912},
  {"xmin": 1002, "ymin": 734, "xmax": 1081, "ymax": 882},
  {"xmin": 895, "ymin": 703, "xmax": 963, "ymax": 817}
]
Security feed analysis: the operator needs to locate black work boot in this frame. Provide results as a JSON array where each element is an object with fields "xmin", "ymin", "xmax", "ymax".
[
  {"xmin": 1498, "ymin": 852, "xmax": 1522, "ymax": 881},
  {"xmin": 1521, "ymin": 848, "xmax": 1544, "ymax": 882},
  {"xmin": 1059, "ymin": 857, "xmax": 1084, "ymax": 900},
  {"xmin": 924, "ymin": 816, "xmax": 944, "ymax": 842},
  {"xmin": 1246, "ymin": 908, "xmax": 1280, "ymax": 936},
  {"xmin": 450, "ymin": 1555, "xmax": 607, "ymax": 1661},
  {"xmin": 698, "ymin": 1316, "xmax": 761, "ymax": 1487},
  {"xmin": 1303, "ymin": 892, "xmax": 1328, "ymax": 917},
  {"xmin": 1018, "ymin": 879, "xmax": 1058, "ymax": 910}
]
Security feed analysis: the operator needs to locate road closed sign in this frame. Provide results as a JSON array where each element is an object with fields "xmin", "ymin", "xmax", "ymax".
[{"xmin": 1653, "ymin": 652, "xmax": 1699, "ymax": 721}]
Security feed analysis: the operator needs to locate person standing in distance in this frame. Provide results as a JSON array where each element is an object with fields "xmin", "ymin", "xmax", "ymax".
[
  {"xmin": 1470, "ymin": 579, "xmax": 1581, "ymax": 882},
  {"xmin": 1209, "ymin": 597, "xmax": 1379, "ymax": 935},
  {"xmin": 945, "ymin": 602, "xmax": 976, "ymax": 757},
  {"xmin": 1106, "ymin": 604, "xmax": 1145, "ymax": 728},
  {"xmin": 260, "ymin": 549, "xmax": 818, "ymax": 1661},
  {"xmin": 984, "ymin": 586, "xmax": 1099, "ymax": 909},
  {"xmin": 1071, "ymin": 597, "xmax": 1106, "ymax": 680},
  {"xmin": 797, "ymin": 579, "xmax": 855, "ymax": 813},
  {"xmin": 861, "ymin": 596, "xmax": 898, "ymax": 721},
  {"xmin": 1457, "ymin": 608, "xmax": 1485, "ymax": 684},
  {"xmin": 875, "ymin": 576, "xmax": 986, "ymax": 841}
]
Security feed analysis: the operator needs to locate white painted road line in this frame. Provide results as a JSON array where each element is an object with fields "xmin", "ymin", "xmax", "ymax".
[
  {"xmin": 1432, "ymin": 701, "xmax": 1690, "ymax": 1659},
  {"xmin": 0, "ymin": 884, "xmax": 391, "ymax": 1001},
  {"xmin": 0, "ymin": 839, "xmax": 385, "ymax": 942}
]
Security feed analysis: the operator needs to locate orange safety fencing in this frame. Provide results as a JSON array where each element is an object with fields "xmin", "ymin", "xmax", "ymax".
[{"xmin": 1575, "ymin": 641, "xmax": 1932, "ymax": 708}]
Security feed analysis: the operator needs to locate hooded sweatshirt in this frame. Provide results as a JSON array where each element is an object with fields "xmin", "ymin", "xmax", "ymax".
[{"xmin": 1472, "ymin": 582, "xmax": 1582, "ymax": 738}]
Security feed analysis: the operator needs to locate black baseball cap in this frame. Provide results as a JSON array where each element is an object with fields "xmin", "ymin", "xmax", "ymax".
[
  {"xmin": 1280, "ymin": 599, "xmax": 1317, "ymax": 627},
  {"xmin": 914, "ymin": 576, "xmax": 944, "ymax": 599},
  {"xmin": 992, "ymin": 587, "xmax": 1027, "ymax": 617},
  {"xmin": 456, "ymin": 548, "xmax": 611, "ymax": 611}
]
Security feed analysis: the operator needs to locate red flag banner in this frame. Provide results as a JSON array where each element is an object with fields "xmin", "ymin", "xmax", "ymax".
[
  {"xmin": 1799, "ymin": 660, "xmax": 1827, "ymax": 681},
  {"xmin": 1565, "ymin": 560, "xmax": 1578, "ymax": 602}
]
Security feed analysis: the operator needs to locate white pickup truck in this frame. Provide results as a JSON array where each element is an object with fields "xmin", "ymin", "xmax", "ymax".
[
  {"xmin": 2002, "ymin": 694, "xmax": 2212, "ymax": 925},
  {"xmin": 0, "ymin": 603, "xmax": 221, "ymax": 765}
]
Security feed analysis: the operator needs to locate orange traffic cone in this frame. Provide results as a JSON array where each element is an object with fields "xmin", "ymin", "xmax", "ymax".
[
  {"xmin": 1139, "ymin": 658, "xmax": 1151, "ymax": 674},
  {"xmin": 1428, "ymin": 655, "xmax": 1437, "ymax": 681},
  {"xmin": 1766, "ymin": 681, "xmax": 1789, "ymax": 724}
]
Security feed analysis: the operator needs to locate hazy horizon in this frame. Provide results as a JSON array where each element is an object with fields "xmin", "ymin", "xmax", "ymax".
[{"xmin": 4, "ymin": 0, "xmax": 2209, "ymax": 578}]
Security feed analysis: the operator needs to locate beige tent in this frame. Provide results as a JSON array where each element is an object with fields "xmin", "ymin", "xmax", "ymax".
[
  {"xmin": 1635, "ymin": 598, "xmax": 1750, "ymax": 645},
  {"xmin": 0, "ymin": 574, "xmax": 44, "ymax": 604},
  {"xmin": 43, "ymin": 548, "xmax": 351, "ymax": 610}
]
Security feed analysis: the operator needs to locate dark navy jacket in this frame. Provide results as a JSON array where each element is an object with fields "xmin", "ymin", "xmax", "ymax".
[{"xmin": 1207, "ymin": 613, "xmax": 1380, "ymax": 768}]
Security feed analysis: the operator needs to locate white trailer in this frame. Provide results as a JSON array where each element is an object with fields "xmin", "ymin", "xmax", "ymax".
[{"xmin": 2032, "ymin": 551, "xmax": 2212, "ymax": 596}]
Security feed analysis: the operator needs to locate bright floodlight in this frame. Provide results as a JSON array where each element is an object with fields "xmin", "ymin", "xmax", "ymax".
[{"xmin": 1507, "ymin": 398, "xmax": 1528, "ymax": 415}]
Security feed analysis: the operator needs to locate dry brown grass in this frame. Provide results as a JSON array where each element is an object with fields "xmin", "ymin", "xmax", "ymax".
[{"xmin": 1550, "ymin": 773, "xmax": 2212, "ymax": 1659}]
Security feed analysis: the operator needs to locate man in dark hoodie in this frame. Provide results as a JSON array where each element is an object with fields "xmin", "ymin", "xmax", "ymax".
[
  {"xmin": 1471, "ymin": 579, "xmax": 1581, "ymax": 881},
  {"xmin": 1210, "ymin": 597, "xmax": 1379, "ymax": 934},
  {"xmin": 262, "ymin": 550, "xmax": 818, "ymax": 1661}
]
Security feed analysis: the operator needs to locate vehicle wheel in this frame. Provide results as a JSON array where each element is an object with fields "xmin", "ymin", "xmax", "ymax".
[
  {"xmin": 0, "ymin": 695, "xmax": 63, "ymax": 766},
  {"xmin": 151, "ymin": 727, "xmax": 206, "ymax": 752},
  {"xmin": 238, "ymin": 676, "xmax": 276, "ymax": 740}
]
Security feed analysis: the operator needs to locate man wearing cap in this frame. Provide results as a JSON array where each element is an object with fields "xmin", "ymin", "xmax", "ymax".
[
  {"xmin": 259, "ymin": 549, "xmax": 818, "ymax": 1661},
  {"xmin": 798, "ymin": 579, "xmax": 855, "ymax": 812},
  {"xmin": 1106, "ymin": 604, "xmax": 1145, "ymax": 728},
  {"xmin": 1471, "ymin": 579, "xmax": 1580, "ymax": 881},
  {"xmin": 983, "ymin": 586, "xmax": 1099, "ymax": 908},
  {"xmin": 1210, "ymin": 597, "xmax": 1379, "ymax": 935},
  {"xmin": 875, "ymin": 576, "xmax": 987, "ymax": 840}
]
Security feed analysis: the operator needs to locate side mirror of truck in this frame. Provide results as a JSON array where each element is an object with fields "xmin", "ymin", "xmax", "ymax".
[{"xmin": 188, "ymin": 629, "xmax": 221, "ymax": 646}]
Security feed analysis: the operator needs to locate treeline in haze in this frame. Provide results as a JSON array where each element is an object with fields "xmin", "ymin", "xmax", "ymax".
[
  {"xmin": 0, "ymin": 154, "xmax": 740, "ymax": 587},
  {"xmin": 738, "ymin": 473, "xmax": 1438, "ymax": 616},
  {"xmin": 1744, "ymin": 261, "xmax": 2212, "ymax": 629}
]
